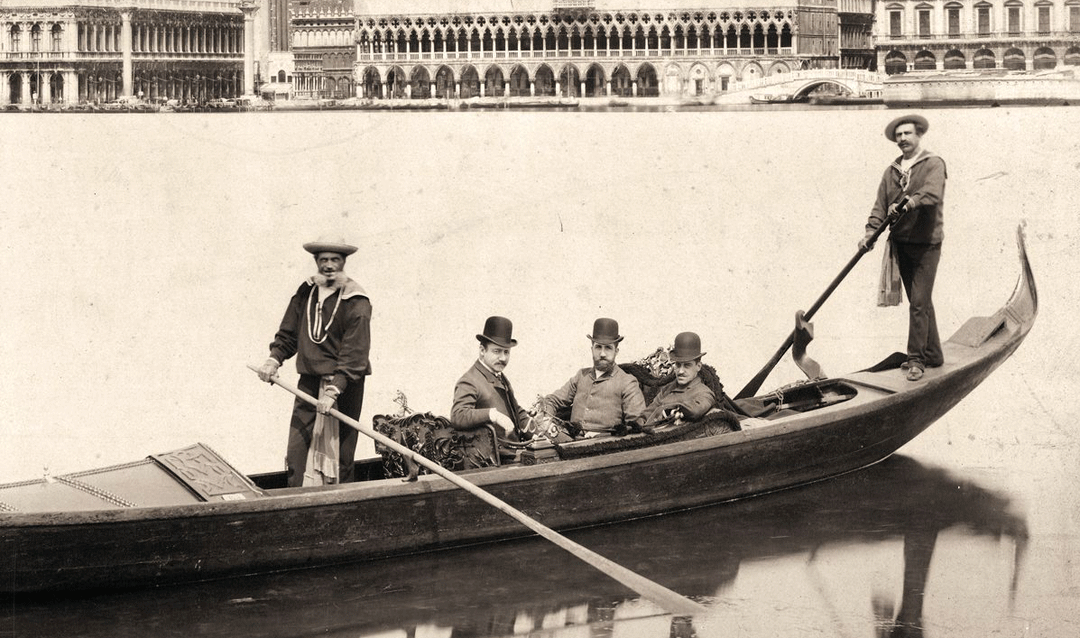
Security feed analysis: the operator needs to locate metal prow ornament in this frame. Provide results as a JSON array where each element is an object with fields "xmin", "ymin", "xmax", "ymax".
[{"xmin": 792, "ymin": 310, "xmax": 826, "ymax": 382}]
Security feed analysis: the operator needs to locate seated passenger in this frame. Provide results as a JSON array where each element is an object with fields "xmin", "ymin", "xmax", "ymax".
[
  {"xmin": 540, "ymin": 318, "xmax": 646, "ymax": 438},
  {"xmin": 642, "ymin": 332, "xmax": 718, "ymax": 427},
  {"xmin": 451, "ymin": 316, "xmax": 533, "ymax": 467}
]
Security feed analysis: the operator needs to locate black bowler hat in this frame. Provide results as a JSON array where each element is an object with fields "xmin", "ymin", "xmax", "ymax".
[
  {"xmin": 884, "ymin": 114, "xmax": 929, "ymax": 141},
  {"xmin": 477, "ymin": 316, "xmax": 517, "ymax": 349},
  {"xmin": 670, "ymin": 332, "xmax": 706, "ymax": 363},
  {"xmin": 587, "ymin": 318, "xmax": 624, "ymax": 345}
]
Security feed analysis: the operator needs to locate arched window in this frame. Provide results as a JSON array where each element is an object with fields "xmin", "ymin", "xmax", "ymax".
[
  {"xmin": 884, "ymin": 49, "xmax": 908, "ymax": 74},
  {"xmin": 51, "ymin": 24, "xmax": 63, "ymax": 52},
  {"xmin": 973, "ymin": 48, "xmax": 996, "ymax": 68},
  {"xmin": 1033, "ymin": 46, "xmax": 1057, "ymax": 69},
  {"xmin": 1003, "ymin": 47, "xmax": 1026, "ymax": 70},
  {"xmin": 914, "ymin": 49, "xmax": 936, "ymax": 69},
  {"xmin": 944, "ymin": 49, "xmax": 966, "ymax": 69},
  {"xmin": 1067, "ymin": 46, "xmax": 1080, "ymax": 65}
]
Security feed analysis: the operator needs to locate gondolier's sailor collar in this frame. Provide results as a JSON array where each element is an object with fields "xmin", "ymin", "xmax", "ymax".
[{"xmin": 890, "ymin": 149, "xmax": 937, "ymax": 174}]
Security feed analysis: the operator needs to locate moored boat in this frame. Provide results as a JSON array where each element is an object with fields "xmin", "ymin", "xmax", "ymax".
[{"xmin": 0, "ymin": 228, "xmax": 1037, "ymax": 594}]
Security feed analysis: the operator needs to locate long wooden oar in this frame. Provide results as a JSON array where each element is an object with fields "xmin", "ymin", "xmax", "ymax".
[
  {"xmin": 735, "ymin": 205, "xmax": 905, "ymax": 400},
  {"xmin": 248, "ymin": 365, "xmax": 708, "ymax": 616}
]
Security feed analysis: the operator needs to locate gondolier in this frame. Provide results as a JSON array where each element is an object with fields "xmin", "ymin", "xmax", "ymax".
[
  {"xmin": 859, "ymin": 114, "xmax": 947, "ymax": 382},
  {"xmin": 257, "ymin": 235, "xmax": 372, "ymax": 486}
]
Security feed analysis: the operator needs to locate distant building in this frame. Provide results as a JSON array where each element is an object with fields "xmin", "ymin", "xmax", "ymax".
[
  {"xmin": 349, "ymin": 0, "xmax": 844, "ymax": 100},
  {"xmin": 291, "ymin": 0, "xmax": 354, "ymax": 97},
  {"xmin": 0, "ymin": 0, "xmax": 257, "ymax": 105},
  {"xmin": 875, "ymin": 0, "xmax": 1080, "ymax": 73},
  {"xmin": 839, "ymin": 0, "xmax": 877, "ymax": 69}
]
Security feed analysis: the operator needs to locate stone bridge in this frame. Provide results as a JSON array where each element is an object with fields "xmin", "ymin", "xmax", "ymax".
[{"xmin": 719, "ymin": 69, "xmax": 886, "ymax": 102}]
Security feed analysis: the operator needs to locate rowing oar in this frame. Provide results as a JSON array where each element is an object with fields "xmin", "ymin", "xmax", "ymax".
[
  {"xmin": 247, "ymin": 365, "xmax": 709, "ymax": 617},
  {"xmin": 735, "ymin": 200, "xmax": 907, "ymax": 400}
]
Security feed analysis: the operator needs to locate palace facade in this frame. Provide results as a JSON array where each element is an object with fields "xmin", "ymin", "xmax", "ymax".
[
  {"xmin": 876, "ymin": 0, "xmax": 1080, "ymax": 72},
  {"xmin": 1, "ymin": 0, "xmax": 257, "ymax": 106},
  {"xmin": 348, "ymin": 0, "xmax": 842, "ymax": 99}
]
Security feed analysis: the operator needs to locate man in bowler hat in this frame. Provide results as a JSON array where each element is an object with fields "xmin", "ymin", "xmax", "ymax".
[
  {"xmin": 541, "ymin": 318, "xmax": 646, "ymax": 437},
  {"xmin": 858, "ymin": 114, "xmax": 947, "ymax": 382},
  {"xmin": 451, "ymin": 316, "xmax": 533, "ymax": 466},
  {"xmin": 257, "ymin": 235, "xmax": 372, "ymax": 486},
  {"xmin": 642, "ymin": 332, "xmax": 718, "ymax": 426}
]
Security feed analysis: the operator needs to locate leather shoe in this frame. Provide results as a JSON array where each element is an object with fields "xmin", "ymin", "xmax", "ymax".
[{"xmin": 906, "ymin": 363, "xmax": 925, "ymax": 381}]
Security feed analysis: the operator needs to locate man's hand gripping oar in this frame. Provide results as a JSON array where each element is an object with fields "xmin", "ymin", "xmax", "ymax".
[{"xmin": 248, "ymin": 364, "xmax": 709, "ymax": 617}]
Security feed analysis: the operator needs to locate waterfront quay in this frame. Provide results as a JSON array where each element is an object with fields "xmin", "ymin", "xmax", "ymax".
[{"xmin": 2, "ymin": 0, "xmax": 1078, "ymax": 108}]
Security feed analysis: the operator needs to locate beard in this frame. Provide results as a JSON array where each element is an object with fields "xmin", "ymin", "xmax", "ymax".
[
  {"xmin": 594, "ymin": 358, "xmax": 614, "ymax": 373},
  {"xmin": 312, "ymin": 271, "xmax": 346, "ymax": 288}
]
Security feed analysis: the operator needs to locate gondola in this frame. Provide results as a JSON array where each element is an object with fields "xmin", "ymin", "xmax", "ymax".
[{"xmin": 0, "ymin": 228, "xmax": 1037, "ymax": 594}]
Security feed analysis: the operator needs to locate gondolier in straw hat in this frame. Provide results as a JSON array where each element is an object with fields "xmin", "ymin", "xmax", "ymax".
[
  {"xmin": 539, "ymin": 318, "xmax": 646, "ymax": 437},
  {"xmin": 858, "ymin": 114, "xmax": 947, "ymax": 382},
  {"xmin": 451, "ymin": 316, "xmax": 535, "ymax": 468},
  {"xmin": 257, "ymin": 235, "xmax": 372, "ymax": 487},
  {"xmin": 642, "ymin": 332, "xmax": 718, "ymax": 427}
]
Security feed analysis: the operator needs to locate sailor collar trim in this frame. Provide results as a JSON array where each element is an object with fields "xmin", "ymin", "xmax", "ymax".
[
  {"xmin": 305, "ymin": 276, "xmax": 368, "ymax": 301},
  {"xmin": 890, "ymin": 149, "xmax": 937, "ymax": 172}
]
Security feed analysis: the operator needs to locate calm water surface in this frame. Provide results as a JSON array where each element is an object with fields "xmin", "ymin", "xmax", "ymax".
[{"xmin": 0, "ymin": 106, "xmax": 1077, "ymax": 637}]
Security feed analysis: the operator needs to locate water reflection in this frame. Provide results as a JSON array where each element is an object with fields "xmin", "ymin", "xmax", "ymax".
[{"xmin": 3, "ymin": 455, "xmax": 1025, "ymax": 638}]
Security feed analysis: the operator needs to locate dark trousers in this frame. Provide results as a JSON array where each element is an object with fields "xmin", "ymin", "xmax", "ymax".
[
  {"xmin": 895, "ymin": 241, "xmax": 943, "ymax": 367},
  {"xmin": 286, "ymin": 374, "xmax": 365, "ymax": 487}
]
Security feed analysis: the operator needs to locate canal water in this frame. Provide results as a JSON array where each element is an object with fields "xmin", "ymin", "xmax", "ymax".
[{"xmin": 1, "ymin": 106, "xmax": 1078, "ymax": 637}]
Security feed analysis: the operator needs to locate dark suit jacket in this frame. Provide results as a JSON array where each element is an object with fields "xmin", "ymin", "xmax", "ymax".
[{"xmin": 451, "ymin": 360, "xmax": 530, "ymax": 431}]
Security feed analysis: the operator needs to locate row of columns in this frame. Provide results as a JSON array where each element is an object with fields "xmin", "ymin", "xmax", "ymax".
[
  {"xmin": 0, "ymin": 69, "xmax": 244, "ymax": 104},
  {"xmin": 4, "ymin": 19, "xmax": 243, "ymax": 55},
  {"xmin": 360, "ymin": 26, "xmax": 798, "ymax": 60},
  {"xmin": 130, "ymin": 21, "xmax": 242, "ymax": 55},
  {"xmin": 357, "ymin": 77, "xmax": 643, "ymax": 98}
]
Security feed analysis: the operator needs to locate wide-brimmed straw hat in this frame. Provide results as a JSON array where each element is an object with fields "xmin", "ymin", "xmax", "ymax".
[
  {"xmin": 303, "ymin": 235, "xmax": 358, "ymax": 256},
  {"xmin": 669, "ymin": 332, "xmax": 706, "ymax": 363},
  {"xmin": 884, "ymin": 114, "xmax": 929, "ymax": 141},
  {"xmin": 477, "ymin": 316, "xmax": 518, "ymax": 349},
  {"xmin": 587, "ymin": 318, "xmax": 624, "ymax": 345}
]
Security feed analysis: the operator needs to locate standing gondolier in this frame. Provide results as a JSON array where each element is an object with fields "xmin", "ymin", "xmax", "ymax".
[
  {"xmin": 859, "ymin": 114, "xmax": 948, "ymax": 382},
  {"xmin": 257, "ymin": 236, "xmax": 372, "ymax": 486}
]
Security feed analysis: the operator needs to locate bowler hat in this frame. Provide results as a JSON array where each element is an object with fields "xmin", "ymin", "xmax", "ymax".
[
  {"xmin": 477, "ymin": 316, "xmax": 518, "ymax": 349},
  {"xmin": 884, "ymin": 114, "xmax": 929, "ymax": 141},
  {"xmin": 303, "ymin": 235, "xmax": 358, "ymax": 256},
  {"xmin": 669, "ymin": 332, "xmax": 706, "ymax": 363},
  {"xmin": 587, "ymin": 318, "xmax": 624, "ymax": 345}
]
